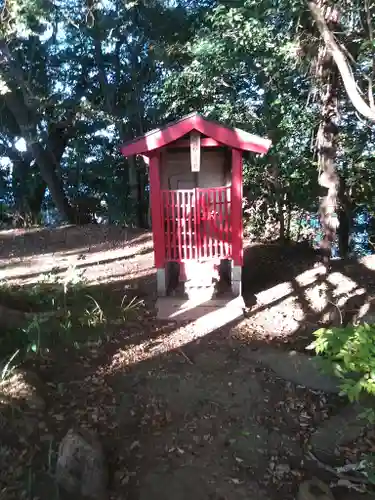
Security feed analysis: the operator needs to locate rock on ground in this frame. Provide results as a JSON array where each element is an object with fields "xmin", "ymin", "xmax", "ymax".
[
  {"xmin": 56, "ymin": 427, "xmax": 108, "ymax": 500},
  {"xmin": 297, "ymin": 478, "xmax": 334, "ymax": 500},
  {"xmin": 245, "ymin": 348, "xmax": 340, "ymax": 393},
  {"xmin": 309, "ymin": 403, "xmax": 368, "ymax": 462},
  {"xmin": 0, "ymin": 369, "xmax": 46, "ymax": 411}
]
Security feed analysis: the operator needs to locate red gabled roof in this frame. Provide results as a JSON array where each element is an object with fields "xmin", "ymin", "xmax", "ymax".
[{"xmin": 120, "ymin": 112, "xmax": 272, "ymax": 157}]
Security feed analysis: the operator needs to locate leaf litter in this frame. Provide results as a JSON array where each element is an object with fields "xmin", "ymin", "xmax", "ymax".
[{"xmin": 0, "ymin": 227, "xmax": 375, "ymax": 499}]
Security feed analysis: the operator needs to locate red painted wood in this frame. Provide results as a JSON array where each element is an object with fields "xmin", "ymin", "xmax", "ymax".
[
  {"xmin": 194, "ymin": 115, "xmax": 270, "ymax": 154},
  {"xmin": 161, "ymin": 187, "xmax": 231, "ymax": 262},
  {"xmin": 188, "ymin": 191, "xmax": 193, "ymax": 259},
  {"xmin": 120, "ymin": 113, "xmax": 271, "ymax": 157},
  {"xmin": 149, "ymin": 153, "xmax": 164, "ymax": 268},
  {"xmin": 194, "ymin": 189, "xmax": 199, "ymax": 259},
  {"xmin": 167, "ymin": 138, "xmax": 223, "ymax": 148},
  {"xmin": 141, "ymin": 154, "xmax": 150, "ymax": 165},
  {"xmin": 177, "ymin": 191, "xmax": 182, "ymax": 260},
  {"xmin": 231, "ymin": 149, "xmax": 243, "ymax": 266}
]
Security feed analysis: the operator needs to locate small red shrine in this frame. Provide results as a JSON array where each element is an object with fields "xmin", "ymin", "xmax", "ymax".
[{"xmin": 121, "ymin": 112, "xmax": 271, "ymax": 303}]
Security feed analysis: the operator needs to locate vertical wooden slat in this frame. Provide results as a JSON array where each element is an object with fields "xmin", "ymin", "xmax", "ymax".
[
  {"xmin": 231, "ymin": 149, "xmax": 243, "ymax": 266},
  {"xmin": 168, "ymin": 191, "xmax": 171, "ymax": 259},
  {"xmin": 227, "ymin": 187, "xmax": 230, "ymax": 256},
  {"xmin": 149, "ymin": 153, "xmax": 164, "ymax": 268},
  {"xmin": 213, "ymin": 189, "xmax": 219, "ymax": 257},
  {"xmin": 196, "ymin": 188, "xmax": 200, "ymax": 260},
  {"xmin": 182, "ymin": 191, "xmax": 186, "ymax": 260},
  {"xmin": 204, "ymin": 191, "xmax": 209, "ymax": 259},
  {"xmin": 176, "ymin": 191, "xmax": 183, "ymax": 260},
  {"xmin": 167, "ymin": 191, "xmax": 171, "ymax": 260},
  {"xmin": 188, "ymin": 191, "xmax": 193, "ymax": 259},
  {"xmin": 228, "ymin": 186, "xmax": 232, "ymax": 258},
  {"xmin": 219, "ymin": 189, "xmax": 223, "ymax": 257},
  {"xmin": 174, "ymin": 192, "xmax": 178, "ymax": 260},
  {"xmin": 162, "ymin": 192, "xmax": 166, "ymax": 259}
]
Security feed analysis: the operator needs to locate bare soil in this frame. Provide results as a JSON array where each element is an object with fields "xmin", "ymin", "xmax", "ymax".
[{"xmin": 0, "ymin": 225, "xmax": 375, "ymax": 500}]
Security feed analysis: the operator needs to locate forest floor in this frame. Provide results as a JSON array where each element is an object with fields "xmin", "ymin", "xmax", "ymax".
[{"xmin": 0, "ymin": 224, "xmax": 375, "ymax": 500}]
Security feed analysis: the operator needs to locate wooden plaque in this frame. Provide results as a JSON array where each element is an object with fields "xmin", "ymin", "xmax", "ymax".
[{"xmin": 190, "ymin": 131, "xmax": 201, "ymax": 172}]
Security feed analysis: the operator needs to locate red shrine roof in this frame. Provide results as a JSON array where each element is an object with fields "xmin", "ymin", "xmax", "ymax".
[{"xmin": 120, "ymin": 112, "xmax": 272, "ymax": 157}]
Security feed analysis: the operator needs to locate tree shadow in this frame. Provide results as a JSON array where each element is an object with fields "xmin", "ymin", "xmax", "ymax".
[
  {"xmin": 0, "ymin": 224, "xmax": 151, "ymax": 260},
  {"xmin": 241, "ymin": 242, "xmax": 375, "ymax": 350},
  {"xmin": 2, "ymin": 249, "xmax": 375, "ymax": 500},
  {"xmin": 0, "ymin": 246, "xmax": 153, "ymax": 281},
  {"xmin": 242, "ymin": 241, "xmax": 319, "ymax": 305}
]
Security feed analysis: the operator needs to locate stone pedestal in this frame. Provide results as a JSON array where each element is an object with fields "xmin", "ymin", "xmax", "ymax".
[
  {"xmin": 156, "ymin": 268, "xmax": 166, "ymax": 296},
  {"xmin": 231, "ymin": 264, "xmax": 242, "ymax": 297}
]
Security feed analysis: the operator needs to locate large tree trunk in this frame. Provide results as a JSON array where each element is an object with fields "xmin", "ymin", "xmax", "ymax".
[
  {"xmin": 3, "ymin": 92, "xmax": 74, "ymax": 222},
  {"xmin": 0, "ymin": 38, "xmax": 87, "ymax": 224},
  {"xmin": 4, "ymin": 93, "xmax": 91, "ymax": 224},
  {"xmin": 315, "ymin": 2, "xmax": 340, "ymax": 268}
]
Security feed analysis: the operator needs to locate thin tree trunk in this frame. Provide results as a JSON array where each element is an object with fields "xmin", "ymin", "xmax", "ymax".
[
  {"xmin": 315, "ymin": 2, "xmax": 340, "ymax": 269},
  {"xmin": 337, "ymin": 177, "xmax": 352, "ymax": 258},
  {"xmin": 277, "ymin": 199, "xmax": 285, "ymax": 243},
  {"xmin": 285, "ymin": 200, "xmax": 292, "ymax": 241}
]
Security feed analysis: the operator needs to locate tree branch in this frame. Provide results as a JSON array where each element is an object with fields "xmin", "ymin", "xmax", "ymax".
[{"xmin": 308, "ymin": 0, "xmax": 375, "ymax": 122}]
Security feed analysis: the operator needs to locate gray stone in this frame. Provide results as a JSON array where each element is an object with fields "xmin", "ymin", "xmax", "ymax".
[
  {"xmin": 275, "ymin": 463, "xmax": 291, "ymax": 476},
  {"xmin": 297, "ymin": 478, "xmax": 334, "ymax": 500},
  {"xmin": 56, "ymin": 427, "xmax": 107, "ymax": 500},
  {"xmin": 248, "ymin": 348, "xmax": 340, "ymax": 393},
  {"xmin": 156, "ymin": 268, "xmax": 166, "ymax": 296},
  {"xmin": 310, "ymin": 403, "xmax": 368, "ymax": 461}
]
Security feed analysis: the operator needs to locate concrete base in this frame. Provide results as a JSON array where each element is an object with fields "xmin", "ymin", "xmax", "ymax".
[
  {"xmin": 231, "ymin": 264, "xmax": 242, "ymax": 296},
  {"xmin": 156, "ymin": 295, "xmax": 245, "ymax": 322},
  {"xmin": 156, "ymin": 268, "xmax": 166, "ymax": 296},
  {"xmin": 180, "ymin": 260, "xmax": 220, "ymax": 286}
]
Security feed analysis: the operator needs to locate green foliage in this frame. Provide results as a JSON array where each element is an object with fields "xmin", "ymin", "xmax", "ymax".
[
  {"xmin": 0, "ymin": 270, "xmax": 144, "ymax": 360},
  {"xmin": 308, "ymin": 322, "xmax": 375, "ymax": 476},
  {"xmin": 0, "ymin": 0, "xmax": 374, "ymax": 243},
  {"xmin": 308, "ymin": 323, "xmax": 375, "ymax": 402}
]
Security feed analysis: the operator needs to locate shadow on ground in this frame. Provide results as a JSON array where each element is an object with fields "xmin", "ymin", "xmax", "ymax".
[
  {"xmin": 0, "ymin": 224, "xmax": 152, "ymax": 260},
  {"xmin": 1, "ymin": 239, "xmax": 375, "ymax": 500}
]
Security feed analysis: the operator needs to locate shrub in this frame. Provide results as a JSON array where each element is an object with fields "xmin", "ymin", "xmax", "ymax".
[{"xmin": 307, "ymin": 323, "xmax": 375, "ymax": 403}]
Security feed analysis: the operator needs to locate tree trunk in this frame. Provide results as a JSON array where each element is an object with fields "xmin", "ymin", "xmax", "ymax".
[
  {"xmin": 28, "ymin": 181, "xmax": 47, "ymax": 224},
  {"xmin": 2, "ymin": 84, "xmax": 82, "ymax": 224},
  {"xmin": 315, "ymin": 2, "xmax": 340, "ymax": 269},
  {"xmin": 337, "ymin": 177, "xmax": 352, "ymax": 258},
  {"xmin": 308, "ymin": 1, "xmax": 375, "ymax": 122},
  {"xmin": 277, "ymin": 199, "xmax": 285, "ymax": 242},
  {"xmin": 285, "ymin": 200, "xmax": 292, "ymax": 241}
]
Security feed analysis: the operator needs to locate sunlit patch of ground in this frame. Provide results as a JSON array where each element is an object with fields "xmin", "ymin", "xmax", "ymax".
[
  {"xmin": 0, "ymin": 225, "xmax": 153, "ymax": 285},
  {"xmin": 1, "ymin": 228, "xmax": 375, "ymax": 500}
]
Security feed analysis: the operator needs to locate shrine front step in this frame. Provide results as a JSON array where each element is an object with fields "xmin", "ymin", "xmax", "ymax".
[{"xmin": 156, "ymin": 295, "xmax": 245, "ymax": 324}]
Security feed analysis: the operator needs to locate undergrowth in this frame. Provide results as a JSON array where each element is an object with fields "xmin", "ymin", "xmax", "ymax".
[
  {"xmin": 308, "ymin": 323, "xmax": 375, "ymax": 483},
  {"xmin": 0, "ymin": 264, "xmax": 143, "ymax": 375}
]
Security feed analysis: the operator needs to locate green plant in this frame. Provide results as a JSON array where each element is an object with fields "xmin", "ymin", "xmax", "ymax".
[
  {"xmin": 307, "ymin": 323, "xmax": 375, "ymax": 402},
  {"xmin": 121, "ymin": 295, "xmax": 144, "ymax": 320},
  {"xmin": 80, "ymin": 294, "xmax": 106, "ymax": 327},
  {"xmin": 0, "ymin": 349, "xmax": 20, "ymax": 381},
  {"xmin": 308, "ymin": 323, "xmax": 375, "ymax": 483}
]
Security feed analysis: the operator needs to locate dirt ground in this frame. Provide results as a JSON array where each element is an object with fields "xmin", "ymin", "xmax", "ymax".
[{"xmin": 1, "ymin": 225, "xmax": 375, "ymax": 500}]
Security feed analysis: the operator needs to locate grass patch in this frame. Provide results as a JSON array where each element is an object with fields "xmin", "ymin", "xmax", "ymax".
[{"xmin": 0, "ymin": 264, "xmax": 144, "ymax": 365}]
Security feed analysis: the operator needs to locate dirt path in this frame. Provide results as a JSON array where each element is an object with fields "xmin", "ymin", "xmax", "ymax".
[{"xmin": 1, "ymin": 226, "xmax": 375, "ymax": 499}]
